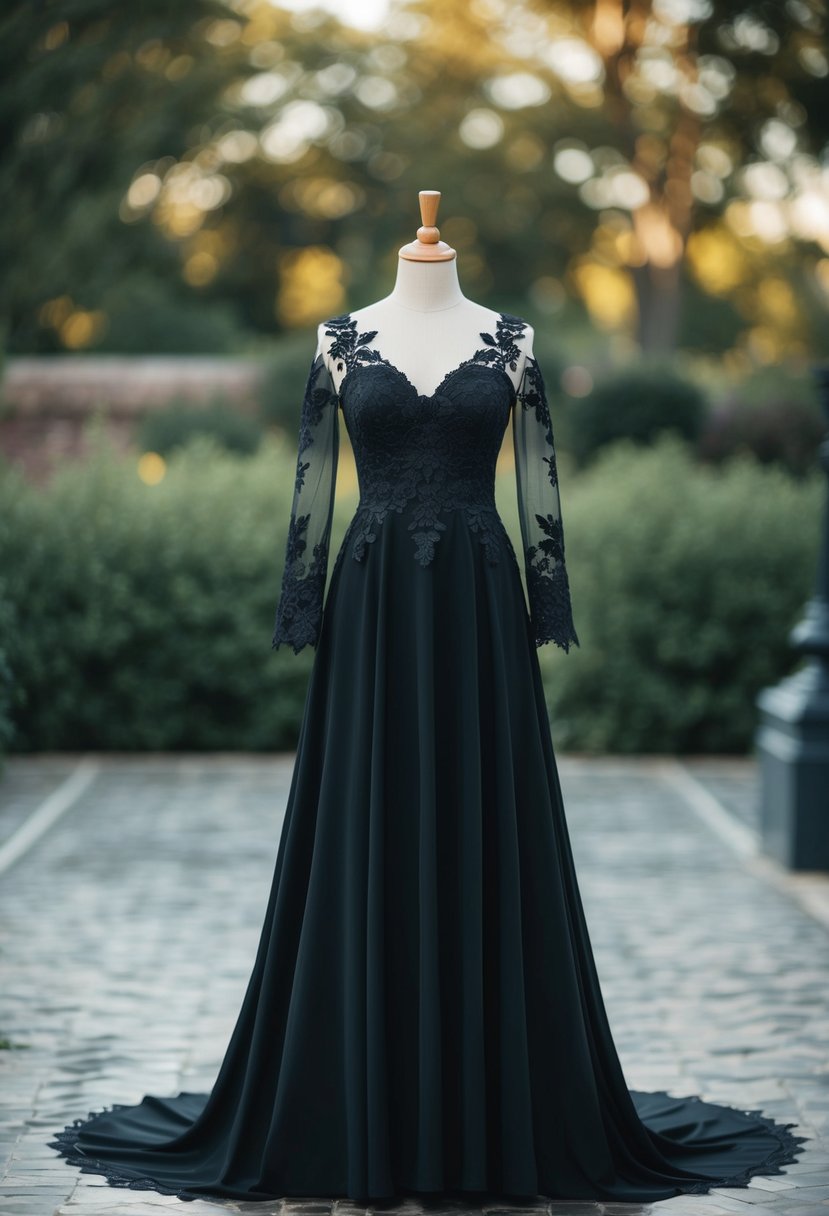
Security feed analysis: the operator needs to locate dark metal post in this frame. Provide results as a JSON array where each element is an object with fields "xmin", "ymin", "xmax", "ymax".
[{"xmin": 755, "ymin": 365, "xmax": 829, "ymax": 870}]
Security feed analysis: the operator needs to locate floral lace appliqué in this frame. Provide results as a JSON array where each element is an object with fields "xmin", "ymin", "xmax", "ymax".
[
  {"xmin": 272, "ymin": 350, "xmax": 339, "ymax": 653},
  {"xmin": 513, "ymin": 353, "xmax": 579, "ymax": 652},
  {"xmin": 327, "ymin": 311, "xmax": 524, "ymax": 570}
]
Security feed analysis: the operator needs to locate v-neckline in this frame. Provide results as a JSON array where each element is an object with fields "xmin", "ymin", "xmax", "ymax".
[{"xmin": 335, "ymin": 311, "xmax": 518, "ymax": 403}]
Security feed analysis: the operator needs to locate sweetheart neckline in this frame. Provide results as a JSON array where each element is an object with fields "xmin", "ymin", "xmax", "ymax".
[{"xmin": 335, "ymin": 311, "xmax": 518, "ymax": 404}]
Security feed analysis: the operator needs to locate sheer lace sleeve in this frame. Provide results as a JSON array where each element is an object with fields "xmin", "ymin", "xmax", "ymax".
[
  {"xmin": 272, "ymin": 325, "xmax": 340, "ymax": 653},
  {"xmin": 512, "ymin": 331, "xmax": 580, "ymax": 652}
]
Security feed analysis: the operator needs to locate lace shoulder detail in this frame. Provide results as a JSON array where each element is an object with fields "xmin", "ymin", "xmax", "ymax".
[
  {"xmin": 512, "ymin": 326, "xmax": 580, "ymax": 652},
  {"xmin": 325, "ymin": 310, "xmax": 526, "ymax": 400}
]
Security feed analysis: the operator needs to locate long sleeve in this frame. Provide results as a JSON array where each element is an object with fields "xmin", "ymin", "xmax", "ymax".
[
  {"xmin": 272, "ymin": 326, "xmax": 340, "ymax": 653},
  {"xmin": 512, "ymin": 335, "xmax": 580, "ymax": 652}
]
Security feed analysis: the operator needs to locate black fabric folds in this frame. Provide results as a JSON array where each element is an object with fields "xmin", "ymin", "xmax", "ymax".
[{"xmin": 50, "ymin": 311, "xmax": 807, "ymax": 1204}]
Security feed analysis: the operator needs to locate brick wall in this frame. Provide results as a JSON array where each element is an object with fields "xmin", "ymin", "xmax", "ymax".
[{"xmin": 0, "ymin": 356, "xmax": 265, "ymax": 482}]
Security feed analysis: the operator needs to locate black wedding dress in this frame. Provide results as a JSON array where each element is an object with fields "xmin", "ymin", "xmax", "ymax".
[{"xmin": 51, "ymin": 310, "xmax": 807, "ymax": 1205}]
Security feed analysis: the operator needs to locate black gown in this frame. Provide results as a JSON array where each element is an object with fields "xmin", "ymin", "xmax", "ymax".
[{"xmin": 50, "ymin": 310, "xmax": 807, "ymax": 1204}]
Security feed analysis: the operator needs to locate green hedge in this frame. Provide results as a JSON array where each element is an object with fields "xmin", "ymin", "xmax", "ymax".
[
  {"xmin": 566, "ymin": 362, "xmax": 708, "ymax": 466},
  {"xmin": 540, "ymin": 437, "xmax": 822, "ymax": 752},
  {"xmin": 0, "ymin": 429, "xmax": 821, "ymax": 755},
  {"xmin": 0, "ymin": 581, "xmax": 16, "ymax": 769},
  {"xmin": 0, "ymin": 428, "xmax": 339, "ymax": 752}
]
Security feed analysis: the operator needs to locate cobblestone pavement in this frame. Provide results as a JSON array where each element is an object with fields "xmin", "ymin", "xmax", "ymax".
[{"xmin": 0, "ymin": 754, "xmax": 827, "ymax": 1216}]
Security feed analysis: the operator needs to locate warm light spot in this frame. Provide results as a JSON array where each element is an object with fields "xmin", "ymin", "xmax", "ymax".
[
  {"xmin": 690, "ymin": 171, "xmax": 724, "ymax": 204},
  {"xmin": 216, "ymin": 130, "xmax": 259, "ymax": 163},
  {"xmin": 789, "ymin": 188, "xmax": 829, "ymax": 245},
  {"xmin": 745, "ymin": 326, "xmax": 783, "ymax": 364},
  {"xmin": 696, "ymin": 143, "xmax": 733, "ymax": 178},
  {"xmin": 183, "ymin": 251, "xmax": 219, "ymax": 286},
  {"xmin": 614, "ymin": 229, "xmax": 648, "ymax": 266},
  {"xmin": 204, "ymin": 19, "xmax": 243, "ymax": 47},
  {"xmin": 39, "ymin": 295, "xmax": 74, "ymax": 328},
  {"xmin": 544, "ymin": 38, "xmax": 604, "ymax": 86},
  {"xmin": 686, "ymin": 227, "xmax": 747, "ymax": 293},
  {"xmin": 44, "ymin": 22, "xmax": 69, "ymax": 50},
  {"xmin": 607, "ymin": 168, "xmax": 650, "ymax": 210},
  {"xmin": 564, "ymin": 81, "xmax": 605, "ymax": 109},
  {"xmin": 756, "ymin": 277, "xmax": 799, "ymax": 326},
  {"xmin": 280, "ymin": 176, "xmax": 365, "ymax": 219},
  {"xmin": 355, "ymin": 75, "xmax": 398, "ymax": 110},
  {"xmin": 505, "ymin": 134, "xmax": 545, "ymax": 172},
  {"xmin": 746, "ymin": 200, "xmax": 788, "ymax": 244},
  {"xmin": 240, "ymin": 70, "xmax": 291, "ymax": 107},
  {"xmin": 800, "ymin": 46, "xmax": 829, "ymax": 77},
  {"xmin": 138, "ymin": 452, "xmax": 167, "ymax": 485},
  {"xmin": 59, "ymin": 310, "xmax": 107, "ymax": 349},
  {"xmin": 486, "ymin": 72, "xmax": 551, "ymax": 110},
  {"xmin": 741, "ymin": 161, "xmax": 789, "ymax": 201},
  {"xmin": 260, "ymin": 100, "xmax": 331, "ymax": 162},
  {"xmin": 570, "ymin": 260, "xmax": 636, "ymax": 330},
  {"xmin": 276, "ymin": 246, "xmax": 347, "ymax": 328},
  {"xmin": 459, "ymin": 108, "xmax": 504, "ymax": 150},
  {"xmin": 135, "ymin": 39, "xmax": 170, "ymax": 73},
  {"xmin": 631, "ymin": 202, "xmax": 683, "ymax": 268},
  {"xmin": 592, "ymin": 0, "xmax": 625, "ymax": 56},
  {"xmin": 553, "ymin": 145, "xmax": 594, "ymax": 184},
  {"xmin": 166, "ymin": 55, "xmax": 194, "ymax": 81},
  {"xmin": 759, "ymin": 118, "xmax": 797, "ymax": 162},
  {"xmin": 240, "ymin": 9, "xmax": 280, "ymax": 46},
  {"xmin": 128, "ymin": 173, "xmax": 162, "ymax": 209},
  {"xmin": 154, "ymin": 199, "xmax": 205, "ymax": 238}
]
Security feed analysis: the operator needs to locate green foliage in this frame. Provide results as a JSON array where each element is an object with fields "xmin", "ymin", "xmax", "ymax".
[
  {"xmin": 0, "ymin": 583, "xmax": 17, "ymax": 769},
  {"xmin": 95, "ymin": 274, "xmax": 246, "ymax": 355},
  {"xmin": 257, "ymin": 327, "xmax": 324, "ymax": 430},
  {"xmin": 0, "ymin": 1, "xmax": 249, "ymax": 354},
  {"xmin": 569, "ymin": 363, "xmax": 709, "ymax": 466},
  {"xmin": 137, "ymin": 397, "xmax": 263, "ymax": 457},
  {"xmin": 0, "ymin": 428, "xmax": 821, "ymax": 756},
  {"xmin": 540, "ymin": 437, "xmax": 822, "ymax": 753},
  {"xmin": 0, "ymin": 429, "xmax": 319, "ymax": 751}
]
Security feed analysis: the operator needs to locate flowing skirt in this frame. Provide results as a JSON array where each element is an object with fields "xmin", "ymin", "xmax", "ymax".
[{"xmin": 50, "ymin": 507, "xmax": 807, "ymax": 1203}]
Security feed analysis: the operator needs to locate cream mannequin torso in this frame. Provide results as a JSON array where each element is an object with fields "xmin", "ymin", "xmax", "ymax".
[{"xmin": 321, "ymin": 256, "xmax": 532, "ymax": 402}]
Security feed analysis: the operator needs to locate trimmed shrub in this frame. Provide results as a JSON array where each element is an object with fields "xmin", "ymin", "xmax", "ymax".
[
  {"xmin": 569, "ymin": 362, "xmax": 708, "ymax": 466},
  {"xmin": 0, "ymin": 586, "xmax": 16, "ymax": 769},
  {"xmin": 540, "ymin": 436, "xmax": 822, "ymax": 753},
  {"xmin": 0, "ymin": 428, "xmax": 821, "ymax": 755},
  {"xmin": 0, "ymin": 428, "xmax": 345, "ymax": 751}
]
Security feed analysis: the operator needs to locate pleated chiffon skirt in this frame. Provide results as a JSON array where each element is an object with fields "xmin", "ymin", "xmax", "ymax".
[{"xmin": 50, "ymin": 507, "xmax": 807, "ymax": 1204}]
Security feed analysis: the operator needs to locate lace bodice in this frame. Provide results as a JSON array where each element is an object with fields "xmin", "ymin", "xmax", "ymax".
[{"xmin": 272, "ymin": 310, "xmax": 579, "ymax": 655}]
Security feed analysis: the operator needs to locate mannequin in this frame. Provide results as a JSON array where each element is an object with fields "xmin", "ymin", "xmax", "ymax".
[
  {"xmin": 325, "ymin": 190, "xmax": 529, "ymax": 399},
  {"xmin": 47, "ymin": 190, "xmax": 806, "ymax": 1207}
]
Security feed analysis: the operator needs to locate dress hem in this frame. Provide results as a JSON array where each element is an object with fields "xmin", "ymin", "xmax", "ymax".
[{"xmin": 48, "ymin": 1091, "xmax": 811, "ymax": 1206}]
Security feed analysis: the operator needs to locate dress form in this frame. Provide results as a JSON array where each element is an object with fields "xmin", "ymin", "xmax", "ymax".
[{"xmin": 324, "ymin": 191, "xmax": 530, "ymax": 399}]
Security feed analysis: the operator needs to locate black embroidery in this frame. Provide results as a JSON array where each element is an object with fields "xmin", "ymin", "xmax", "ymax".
[
  {"xmin": 331, "ymin": 312, "xmax": 523, "ymax": 570},
  {"xmin": 272, "ymin": 311, "xmax": 579, "ymax": 654},
  {"xmin": 272, "ymin": 350, "xmax": 339, "ymax": 654},
  {"xmin": 514, "ymin": 354, "xmax": 580, "ymax": 652}
]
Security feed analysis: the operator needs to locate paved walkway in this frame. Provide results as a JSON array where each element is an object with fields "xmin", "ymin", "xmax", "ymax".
[{"xmin": 0, "ymin": 754, "xmax": 827, "ymax": 1216}]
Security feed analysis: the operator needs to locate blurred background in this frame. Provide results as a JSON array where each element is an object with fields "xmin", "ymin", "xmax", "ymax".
[{"xmin": 0, "ymin": 0, "xmax": 827, "ymax": 759}]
